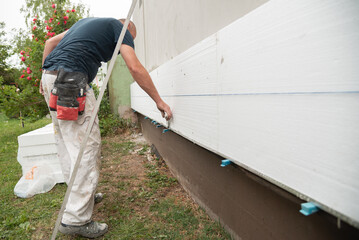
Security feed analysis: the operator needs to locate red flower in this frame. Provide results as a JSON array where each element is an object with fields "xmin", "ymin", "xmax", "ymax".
[
  {"xmin": 20, "ymin": 50, "xmax": 25, "ymax": 55},
  {"xmin": 20, "ymin": 74, "xmax": 25, "ymax": 78},
  {"xmin": 35, "ymin": 38, "xmax": 38, "ymax": 41},
  {"xmin": 46, "ymin": 25, "xmax": 50, "ymax": 30},
  {"xmin": 44, "ymin": 20, "xmax": 47, "ymax": 23},
  {"xmin": 32, "ymin": 26, "xmax": 37, "ymax": 30},
  {"xmin": 22, "ymin": 70, "xmax": 25, "ymax": 73},
  {"xmin": 66, "ymin": 10, "xmax": 70, "ymax": 13},
  {"xmin": 57, "ymin": 22, "xmax": 60, "ymax": 25},
  {"xmin": 52, "ymin": 4, "xmax": 55, "ymax": 8},
  {"xmin": 63, "ymin": 16, "xmax": 69, "ymax": 20},
  {"xmin": 21, "ymin": 56, "xmax": 26, "ymax": 62},
  {"xmin": 27, "ymin": 76, "xmax": 32, "ymax": 81},
  {"xmin": 35, "ymin": 84, "xmax": 38, "ymax": 87},
  {"xmin": 64, "ymin": 21, "xmax": 67, "ymax": 25},
  {"xmin": 72, "ymin": 9, "xmax": 76, "ymax": 12},
  {"xmin": 54, "ymin": 10, "xmax": 57, "ymax": 13},
  {"xmin": 32, "ymin": 35, "xmax": 34, "ymax": 38},
  {"xmin": 33, "ymin": 18, "xmax": 37, "ymax": 22}
]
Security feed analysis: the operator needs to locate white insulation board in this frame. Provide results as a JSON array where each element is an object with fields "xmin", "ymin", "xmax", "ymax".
[
  {"xmin": 17, "ymin": 123, "xmax": 64, "ymax": 183},
  {"xmin": 131, "ymin": 0, "xmax": 359, "ymax": 227}
]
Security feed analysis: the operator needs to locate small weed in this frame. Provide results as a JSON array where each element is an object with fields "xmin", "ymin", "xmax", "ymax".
[
  {"xmin": 109, "ymin": 141, "xmax": 135, "ymax": 156},
  {"xmin": 138, "ymin": 144, "xmax": 149, "ymax": 155},
  {"xmin": 144, "ymin": 163, "xmax": 177, "ymax": 191}
]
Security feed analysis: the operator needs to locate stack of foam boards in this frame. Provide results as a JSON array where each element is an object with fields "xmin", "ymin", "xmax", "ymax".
[
  {"xmin": 131, "ymin": 0, "xmax": 359, "ymax": 228},
  {"xmin": 17, "ymin": 123, "xmax": 64, "ymax": 183}
]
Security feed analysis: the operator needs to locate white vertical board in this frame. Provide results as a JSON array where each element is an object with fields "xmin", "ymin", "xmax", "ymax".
[{"xmin": 131, "ymin": 0, "xmax": 359, "ymax": 227}]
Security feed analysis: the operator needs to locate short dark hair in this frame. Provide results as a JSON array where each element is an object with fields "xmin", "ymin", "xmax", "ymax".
[{"xmin": 119, "ymin": 19, "xmax": 137, "ymax": 39}]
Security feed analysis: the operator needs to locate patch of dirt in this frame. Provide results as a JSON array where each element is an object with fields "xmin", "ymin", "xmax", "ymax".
[
  {"xmin": 93, "ymin": 128, "xmax": 193, "ymax": 223},
  {"xmin": 48, "ymin": 127, "xmax": 228, "ymax": 239}
]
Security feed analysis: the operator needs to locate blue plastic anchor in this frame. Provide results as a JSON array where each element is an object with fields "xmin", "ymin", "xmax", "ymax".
[
  {"xmin": 133, "ymin": 110, "xmax": 136, "ymax": 113},
  {"xmin": 151, "ymin": 120, "xmax": 157, "ymax": 124},
  {"xmin": 156, "ymin": 124, "xmax": 162, "ymax": 128},
  {"xmin": 144, "ymin": 116, "xmax": 149, "ymax": 120},
  {"xmin": 162, "ymin": 129, "xmax": 170, "ymax": 133},
  {"xmin": 300, "ymin": 202, "xmax": 319, "ymax": 216},
  {"xmin": 221, "ymin": 159, "xmax": 232, "ymax": 167}
]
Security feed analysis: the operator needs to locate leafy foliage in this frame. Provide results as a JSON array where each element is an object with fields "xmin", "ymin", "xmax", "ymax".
[
  {"xmin": 0, "ymin": 22, "xmax": 20, "ymax": 86},
  {"xmin": 0, "ymin": 0, "xmax": 88, "ymax": 119},
  {"xmin": 92, "ymin": 84, "xmax": 133, "ymax": 136},
  {"xmin": 0, "ymin": 22, "xmax": 22, "ymax": 117}
]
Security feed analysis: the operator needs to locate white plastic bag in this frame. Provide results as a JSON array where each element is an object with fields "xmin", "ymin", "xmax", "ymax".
[{"xmin": 14, "ymin": 165, "xmax": 57, "ymax": 198}]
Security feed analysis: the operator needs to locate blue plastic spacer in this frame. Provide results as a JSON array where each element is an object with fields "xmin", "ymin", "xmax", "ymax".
[
  {"xmin": 300, "ymin": 202, "xmax": 319, "ymax": 216},
  {"xmin": 156, "ymin": 124, "xmax": 162, "ymax": 128},
  {"xmin": 221, "ymin": 159, "xmax": 232, "ymax": 167},
  {"xmin": 162, "ymin": 129, "xmax": 170, "ymax": 133},
  {"xmin": 144, "ymin": 116, "xmax": 149, "ymax": 120},
  {"xmin": 151, "ymin": 120, "xmax": 157, "ymax": 124},
  {"xmin": 133, "ymin": 110, "xmax": 136, "ymax": 113}
]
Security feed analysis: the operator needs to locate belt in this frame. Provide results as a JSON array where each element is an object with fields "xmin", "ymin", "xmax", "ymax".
[{"xmin": 45, "ymin": 70, "xmax": 58, "ymax": 76}]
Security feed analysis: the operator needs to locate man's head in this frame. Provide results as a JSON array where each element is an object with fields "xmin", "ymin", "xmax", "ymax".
[{"xmin": 119, "ymin": 19, "xmax": 137, "ymax": 39}]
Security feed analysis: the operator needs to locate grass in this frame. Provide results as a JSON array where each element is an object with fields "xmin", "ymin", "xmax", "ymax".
[
  {"xmin": 0, "ymin": 113, "xmax": 62, "ymax": 239},
  {"xmin": 0, "ymin": 113, "xmax": 231, "ymax": 239}
]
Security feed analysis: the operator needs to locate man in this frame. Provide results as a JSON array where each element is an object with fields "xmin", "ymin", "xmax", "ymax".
[{"xmin": 40, "ymin": 17, "xmax": 172, "ymax": 238}]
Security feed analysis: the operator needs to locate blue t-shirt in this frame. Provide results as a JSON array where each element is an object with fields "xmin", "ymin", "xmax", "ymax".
[{"xmin": 43, "ymin": 17, "xmax": 134, "ymax": 82}]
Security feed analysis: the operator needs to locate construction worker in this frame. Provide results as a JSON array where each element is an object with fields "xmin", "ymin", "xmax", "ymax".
[{"xmin": 40, "ymin": 17, "xmax": 172, "ymax": 238}]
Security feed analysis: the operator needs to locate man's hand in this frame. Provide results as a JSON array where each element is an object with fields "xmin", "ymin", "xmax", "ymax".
[
  {"xmin": 157, "ymin": 100, "xmax": 172, "ymax": 121},
  {"xmin": 39, "ymin": 80, "xmax": 44, "ymax": 95},
  {"xmin": 121, "ymin": 44, "xmax": 173, "ymax": 121}
]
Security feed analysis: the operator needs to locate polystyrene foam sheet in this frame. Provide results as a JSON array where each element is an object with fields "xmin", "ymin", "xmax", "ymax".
[
  {"xmin": 131, "ymin": 0, "xmax": 359, "ymax": 227},
  {"xmin": 17, "ymin": 124, "xmax": 64, "ymax": 183}
]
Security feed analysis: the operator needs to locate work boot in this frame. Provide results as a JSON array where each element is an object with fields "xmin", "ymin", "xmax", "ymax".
[
  {"xmin": 94, "ymin": 193, "xmax": 103, "ymax": 204},
  {"xmin": 59, "ymin": 221, "xmax": 108, "ymax": 238}
]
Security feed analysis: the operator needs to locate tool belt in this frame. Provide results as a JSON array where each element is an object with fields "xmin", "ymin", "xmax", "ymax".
[{"xmin": 48, "ymin": 69, "xmax": 88, "ymax": 121}]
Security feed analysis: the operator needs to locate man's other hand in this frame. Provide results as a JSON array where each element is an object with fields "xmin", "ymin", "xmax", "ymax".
[{"xmin": 39, "ymin": 80, "xmax": 44, "ymax": 95}]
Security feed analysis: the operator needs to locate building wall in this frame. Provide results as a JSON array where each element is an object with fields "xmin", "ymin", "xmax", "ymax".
[
  {"xmin": 139, "ymin": 115, "xmax": 359, "ymax": 240},
  {"xmin": 110, "ymin": 0, "xmax": 267, "ymax": 116},
  {"xmin": 133, "ymin": 0, "xmax": 268, "ymax": 71},
  {"xmin": 130, "ymin": 0, "xmax": 359, "ymax": 237},
  {"xmin": 108, "ymin": 56, "xmax": 134, "ymax": 118}
]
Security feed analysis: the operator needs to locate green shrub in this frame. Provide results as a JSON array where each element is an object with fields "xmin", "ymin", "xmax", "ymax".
[
  {"xmin": 91, "ymin": 84, "xmax": 133, "ymax": 136},
  {"xmin": 0, "ymin": 0, "xmax": 87, "ymax": 120}
]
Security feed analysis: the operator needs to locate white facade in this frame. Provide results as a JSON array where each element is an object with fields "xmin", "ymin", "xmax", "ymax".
[{"xmin": 131, "ymin": 0, "xmax": 359, "ymax": 228}]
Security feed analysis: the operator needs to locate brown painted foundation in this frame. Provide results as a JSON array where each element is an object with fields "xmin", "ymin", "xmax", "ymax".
[{"xmin": 138, "ymin": 114, "xmax": 359, "ymax": 240}]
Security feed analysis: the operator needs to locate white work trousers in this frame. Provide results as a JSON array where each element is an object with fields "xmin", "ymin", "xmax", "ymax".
[{"xmin": 41, "ymin": 72, "xmax": 101, "ymax": 226}]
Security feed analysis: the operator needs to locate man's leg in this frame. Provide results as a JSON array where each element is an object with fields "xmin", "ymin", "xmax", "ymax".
[
  {"xmin": 41, "ymin": 72, "xmax": 72, "ymax": 183},
  {"xmin": 41, "ymin": 72, "xmax": 106, "ymax": 237},
  {"xmin": 58, "ymin": 86, "xmax": 101, "ymax": 225}
]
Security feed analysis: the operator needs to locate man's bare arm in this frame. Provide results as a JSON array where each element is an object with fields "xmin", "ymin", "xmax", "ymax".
[
  {"xmin": 42, "ymin": 31, "xmax": 67, "ymax": 65},
  {"xmin": 40, "ymin": 31, "xmax": 67, "ymax": 95},
  {"xmin": 42, "ymin": 30, "xmax": 67, "ymax": 65},
  {"xmin": 120, "ymin": 44, "xmax": 172, "ymax": 120}
]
